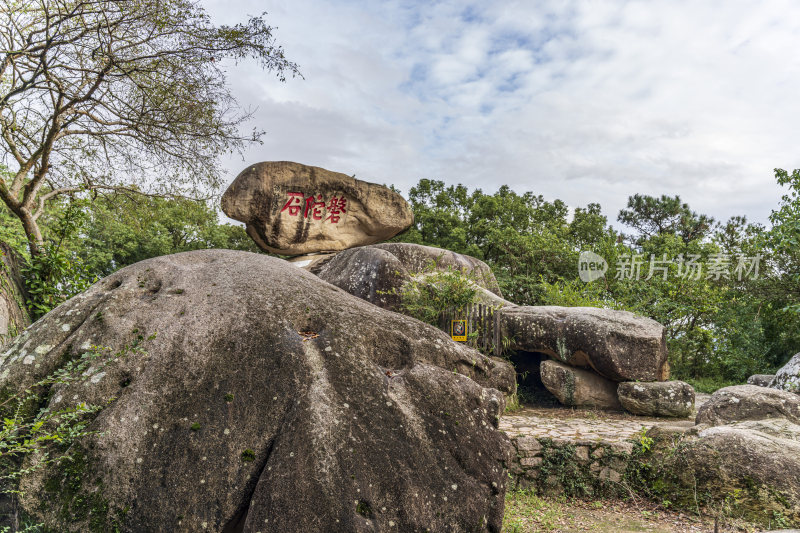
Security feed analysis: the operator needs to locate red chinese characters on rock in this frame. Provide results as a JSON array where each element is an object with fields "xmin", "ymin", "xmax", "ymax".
[
  {"xmin": 280, "ymin": 192, "xmax": 347, "ymax": 224},
  {"xmin": 280, "ymin": 192, "xmax": 304, "ymax": 216},
  {"xmin": 326, "ymin": 196, "xmax": 347, "ymax": 223},
  {"xmin": 304, "ymin": 194, "xmax": 325, "ymax": 220}
]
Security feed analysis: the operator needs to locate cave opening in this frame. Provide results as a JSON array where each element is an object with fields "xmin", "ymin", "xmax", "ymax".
[{"xmin": 508, "ymin": 350, "xmax": 559, "ymax": 407}]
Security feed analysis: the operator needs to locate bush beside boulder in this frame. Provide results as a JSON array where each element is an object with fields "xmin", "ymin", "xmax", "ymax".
[{"xmin": 312, "ymin": 242, "xmax": 505, "ymax": 312}]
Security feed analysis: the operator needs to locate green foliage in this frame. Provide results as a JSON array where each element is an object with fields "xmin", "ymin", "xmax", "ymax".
[
  {"xmin": 636, "ymin": 427, "xmax": 654, "ymax": 454},
  {"xmin": 388, "ymin": 260, "xmax": 478, "ymax": 326},
  {"xmin": 240, "ymin": 449, "xmax": 255, "ymax": 463},
  {"xmin": 618, "ymin": 194, "xmax": 714, "ymax": 244},
  {"xmin": 398, "ymin": 172, "xmax": 800, "ymax": 384},
  {"xmin": 392, "ymin": 180, "xmax": 601, "ymax": 305},
  {"xmin": 682, "ymin": 376, "xmax": 739, "ymax": 394},
  {"xmin": 21, "ymin": 201, "xmax": 96, "ymax": 320},
  {"xmin": 1, "ymin": 192, "xmax": 260, "ymax": 322},
  {"xmin": 72, "ymin": 194, "xmax": 260, "ymax": 278},
  {"xmin": 768, "ymin": 168, "xmax": 800, "ymax": 315},
  {"xmin": 0, "ymin": 334, "xmax": 153, "ymax": 530}
]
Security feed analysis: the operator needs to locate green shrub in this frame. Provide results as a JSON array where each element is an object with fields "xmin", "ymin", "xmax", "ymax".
[
  {"xmin": 0, "ymin": 333, "xmax": 153, "ymax": 531},
  {"xmin": 387, "ymin": 260, "xmax": 478, "ymax": 326}
]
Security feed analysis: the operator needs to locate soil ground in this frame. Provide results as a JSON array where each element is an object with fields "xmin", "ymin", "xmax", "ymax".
[{"xmin": 503, "ymin": 492, "xmax": 777, "ymax": 532}]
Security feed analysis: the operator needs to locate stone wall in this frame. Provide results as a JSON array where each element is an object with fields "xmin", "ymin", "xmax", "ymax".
[{"xmin": 507, "ymin": 434, "xmax": 636, "ymax": 497}]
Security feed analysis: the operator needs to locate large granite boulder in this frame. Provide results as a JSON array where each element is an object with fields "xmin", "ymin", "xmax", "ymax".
[
  {"xmin": 1, "ymin": 250, "xmax": 515, "ymax": 532},
  {"xmin": 0, "ymin": 242, "xmax": 29, "ymax": 346},
  {"xmin": 540, "ymin": 359, "xmax": 622, "ymax": 410},
  {"xmin": 642, "ymin": 385, "xmax": 800, "ymax": 524},
  {"xmin": 617, "ymin": 381, "xmax": 694, "ymax": 418},
  {"xmin": 695, "ymin": 385, "xmax": 800, "ymax": 426},
  {"xmin": 499, "ymin": 306, "xmax": 668, "ymax": 382},
  {"xmin": 748, "ymin": 373, "xmax": 776, "ymax": 387},
  {"xmin": 674, "ymin": 419, "xmax": 800, "ymax": 522},
  {"xmin": 772, "ymin": 352, "xmax": 800, "ymax": 394},
  {"xmin": 312, "ymin": 243, "xmax": 504, "ymax": 311},
  {"xmin": 221, "ymin": 161, "xmax": 414, "ymax": 255}
]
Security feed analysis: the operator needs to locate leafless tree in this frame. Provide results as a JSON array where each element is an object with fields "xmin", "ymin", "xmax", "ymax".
[{"xmin": 0, "ymin": 0, "xmax": 299, "ymax": 255}]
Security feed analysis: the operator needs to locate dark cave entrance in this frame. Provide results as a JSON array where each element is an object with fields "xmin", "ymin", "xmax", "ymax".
[{"xmin": 508, "ymin": 350, "xmax": 559, "ymax": 407}]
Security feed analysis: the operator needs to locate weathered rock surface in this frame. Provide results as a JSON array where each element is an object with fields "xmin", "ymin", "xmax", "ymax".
[
  {"xmin": 641, "ymin": 385, "xmax": 800, "ymax": 524},
  {"xmin": 617, "ymin": 381, "xmax": 695, "ymax": 418},
  {"xmin": 772, "ymin": 352, "xmax": 800, "ymax": 394},
  {"xmin": 221, "ymin": 161, "xmax": 413, "ymax": 255},
  {"xmin": 673, "ymin": 419, "xmax": 800, "ymax": 522},
  {"xmin": 747, "ymin": 373, "xmax": 776, "ymax": 387},
  {"xmin": 0, "ymin": 242, "xmax": 29, "ymax": 346},
  {"xmin": 312, "ymin": 243, "xmax": 505, "ymax": 310},
  {"xmin": 695, "ymin": 385, "xmax": 800, "ymax": 426},
  {"xmin": 540, "ymin": 359, "xmax": 622, "ymax": 410},
  {"xmin": 1, "ymin": 250, "xmax": 515, "ymax": 532},
  {"xmin": 500, "ymin": 306, "xmax": 668, "ymax": 382}
]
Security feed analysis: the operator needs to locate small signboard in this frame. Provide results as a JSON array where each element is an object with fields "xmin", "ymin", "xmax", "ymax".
[{"xmin": 451, "ymin": 319, "xmax": 467, "ymax": 342}]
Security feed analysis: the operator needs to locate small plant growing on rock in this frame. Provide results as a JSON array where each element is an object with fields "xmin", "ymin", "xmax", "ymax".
[
  {"xmin": 384, "ymin": 260, "xmax": 478, "ymax": 326},
  {"xmin": 0, "ymin": 333, "xmax": 154, "ymax": 530},
  {"xmin": 240, "ymin": 449, "xmax": 255, "ymax": 463},
  {"xmin": 637, "ymin": 427, "xmax": 654, "ymax": 453}
]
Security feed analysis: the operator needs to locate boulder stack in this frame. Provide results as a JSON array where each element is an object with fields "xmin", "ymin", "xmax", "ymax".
[{"xmin": 499, "ymin": 306, "xmax": 669, "ymax": 383}]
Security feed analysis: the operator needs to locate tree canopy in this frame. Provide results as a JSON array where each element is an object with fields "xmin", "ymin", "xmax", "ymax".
[
  {"xmin": 391, "ymin": 170, "xmax": 800, "ymax": 389},
  {"xmin": 0, "ymin": 0, "xmax": 299, "ymax": 254}
]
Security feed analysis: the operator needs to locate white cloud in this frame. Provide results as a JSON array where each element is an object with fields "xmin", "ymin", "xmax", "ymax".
[{"xmin": 204, "ymin": 0, "xmax": 800, "ymax": 226}]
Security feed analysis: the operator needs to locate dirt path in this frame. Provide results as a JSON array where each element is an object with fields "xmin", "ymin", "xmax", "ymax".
[
  {"xmin": 503, "ymin": 493, "xmax": 764, "ymax": 533},
  {"xmin": 500, "ymin": 395, "xmax": 712, "ymax": 447}
]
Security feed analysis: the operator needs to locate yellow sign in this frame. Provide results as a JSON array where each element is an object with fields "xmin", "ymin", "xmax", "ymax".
[{"xmin": 451, "ymin": 319, "xmax": 467, "ymax": 341}]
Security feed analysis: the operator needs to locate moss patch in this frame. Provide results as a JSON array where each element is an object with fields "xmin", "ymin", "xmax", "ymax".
[{"xmin": 40, "ymin": 448, "xmax": 128, "ymax": 532}]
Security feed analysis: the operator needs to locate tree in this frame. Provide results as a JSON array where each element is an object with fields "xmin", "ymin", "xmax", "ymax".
[
  {"xmin": 769, "ymin": 168, "xmax": 800, "ymax": 306},
  {"xmin": 618, "ymin": 194, "xmax": 714, "ymax": 245},
  {"xmin": 73, "ymin": 192, "xmax": 260, "ymax": 277},
  {"xmin": 0, "ymin": 0, "xmax": 299, "ymax": 255},
  {"xmin": 1, "ymin": 191, "xmax": 259, "ymax": 317}
]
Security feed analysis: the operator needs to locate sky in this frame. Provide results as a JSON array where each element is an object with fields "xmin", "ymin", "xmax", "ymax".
[{"xmin": 203, "ymin": 0, "xmax": 800, "ymax": 226}]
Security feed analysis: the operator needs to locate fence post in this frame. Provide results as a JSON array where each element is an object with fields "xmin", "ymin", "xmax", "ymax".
[{"xmin": 494, "ymin": 310, "xmax": 500, "ymax": 357}]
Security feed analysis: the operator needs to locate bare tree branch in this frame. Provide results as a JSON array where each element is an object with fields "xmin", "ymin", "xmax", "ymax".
[{"xmin": 0, "ymin": 0, "xmax": 301, "ymax": 255}]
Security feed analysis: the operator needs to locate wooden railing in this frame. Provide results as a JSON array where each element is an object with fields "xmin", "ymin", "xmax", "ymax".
[{"xmin": 439, "ymin": 303, "xmax": 502, "ymax": 356}]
